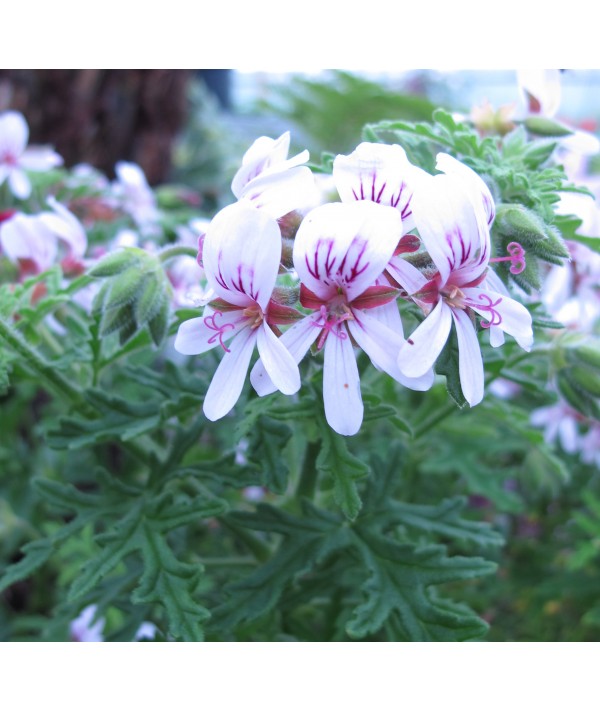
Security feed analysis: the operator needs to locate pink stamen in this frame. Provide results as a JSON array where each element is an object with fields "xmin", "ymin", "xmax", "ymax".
[
  {"xmin": 312, "ymin": 304, "xmax": 350, "ymax": 350},
  {"xmin": 466, "ymin": 293, "xmax": 503, "ymax": 328},
  {"xmin": 204, "ymin": 310, "xmax": 235, "ymax": 352},
  {"xmin": 490, "ymin": 242, "xmax": 526, "ymax": 274}
]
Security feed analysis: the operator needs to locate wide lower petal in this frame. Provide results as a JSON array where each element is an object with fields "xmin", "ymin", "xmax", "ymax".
[
  {"xmin": 256, "ymin": 323, "xmax": 301, "ymax": 395},
  {"xmin": 462, "ymin": 286, "xmax": 533, "ymax": 351},
  {"xmin": 250, "ymin": 315, "xmax": 318, "ymax": 396},
  {"xmin": 398, "ymin": 300, "xmax": 452, "ymax": 377},
  {"xmin": 323, "ymin": 324, "xmax": 363, "ymax": 436},
  {"xmin": 8, "ymin": 168, "xmax": 31, "ymax": 200},
  {"xmin": 203, "ymin": 326, "xmax": 257, "ymax": 421},
  {"xmin": 174, "ymin": 309, "xmax": 247, "ymax": 355},
  {"xmin": 451, "ymin": 307, "xmax": 484, "ymax": 407}
]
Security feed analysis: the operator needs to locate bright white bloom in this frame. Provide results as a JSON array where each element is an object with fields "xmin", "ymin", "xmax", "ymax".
[
  {"xmin": 0, "ymin": 111, "xmax": 63, "ymax": 199},
  {"xmin": 113, "ymin": 161, "xmax": 160, "ymax": 233},
  {"xmin": 251, "ymin": 200, "xmax": 433, "ymax": 437},
  {"xmin": 70, "ymin": 605, "xmax": 105, "ymax": 642},
  {"xmin": 517, "ymin": 70, "xmax": 562, "ymax": 117},
  {"xmin": 174, "ymin": 200, "xmax": 300, "ymax": 421},
  {"xmin": 0, "ymin": 198, "xmax": 87, "ymax": 275},
  {"xmin": 397, "ymin": 154, "xmax": 533, "ymax": 407},
  {"xmin": 230, "ymin": 131, "xmax": 317, "ymax": 218}
]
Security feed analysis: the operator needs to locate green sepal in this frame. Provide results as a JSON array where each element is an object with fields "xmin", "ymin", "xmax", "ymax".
[{"xmin": 524, "ymin": 116, "xmax": 574, "ymax": 137}]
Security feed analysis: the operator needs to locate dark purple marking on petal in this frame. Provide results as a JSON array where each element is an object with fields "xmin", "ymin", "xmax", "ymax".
[
  {"xmin": 351, "ymin": 187, "xmax": 359, "ymax": 201},
  {"xmin": 375, "ymin": 181, "xmax": 386, "ymax": 203}
]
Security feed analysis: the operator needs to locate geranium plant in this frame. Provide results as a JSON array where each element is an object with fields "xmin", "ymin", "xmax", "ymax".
[{"xmin": 0, "ymin": 99, "xmax": 599, "ymax": 642}]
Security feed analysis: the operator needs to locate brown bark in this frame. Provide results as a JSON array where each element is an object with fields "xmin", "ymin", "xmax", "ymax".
[{"xmin": 0, "ymin": 69, "xmax": 191, "ymax": 185}]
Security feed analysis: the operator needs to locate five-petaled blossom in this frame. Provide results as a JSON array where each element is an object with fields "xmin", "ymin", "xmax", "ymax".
[
  {"xmin": 174, "ymin": 200, "xmax": 301, "ymax": 421},
  {"xmin": 251, "ymin": 200, "xmax": 433, "ymax": 436},
  {"xmin": 396, "ymin": 153, "xmax": 533, "ymax": 406},
  {"xmin": 0, "ymin": 111, "xmax": 63, "ymax": 200}
]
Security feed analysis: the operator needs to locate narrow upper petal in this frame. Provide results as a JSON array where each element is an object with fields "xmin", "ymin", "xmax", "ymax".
[
  {"xmin": 0, "ymin": 111, "xmax": 29, "ymax": 158},
  {"xmin": 397, "ymin": 299, "xmax": 452, "ymax": 377},
  {"xmin": 435, "ymin": 153, "xmax": 495, "ymax": 227},
  {"xmin": 293, "ymin": 201, "xmax": 403, "ymax": 303},
  {"xmin": 333, "ymin": 142, "xmax": 428, "ymax": 232},
  {"xmin": 451, "ymin": 307, "xmax": 484, "ymax": 407},
  {"xmin": 202, "ymin": 200, "xmax": 281, "ymax": 310},
  {"xmin": 19, "ymin": 146, "xmax": 63, "ymax": 172},
  {"xmin": 386, "ymin": 254, "xmax": 429, "ymax": 295},
  {"xmin": 174, "ymin": 309, "xmax": 247, "ymax": 355},
  {"xmin": 238, "ymin": 166, "xmax": 318, "ymax": 219},
  {"xmin": 411, "ymin": 171, "xmax": 490, "ymax": 287},
  {"xmin": 255, "ymin": 323, "xmax": 301, "ymax": 395},
  {"xmin": 38, "ymin": 197, "xmax": 87, "ymax": 257},
  {"xmin": 250, "ymin": 315, "xmax": 318, "ymax": 396},
  {"xmin": 231, "ymin": 132, "xmax": 292, "ymax": 197},
  {"xmin": 323, "ymin": 324, "xmax": 363, "ymax": 436},
  {"xmin": 203, "ymin": 326, "xmax": 257, "ymax": 421}
]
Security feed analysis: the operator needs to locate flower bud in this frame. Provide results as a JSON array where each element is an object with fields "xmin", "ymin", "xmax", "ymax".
[{"xmin": 524, "ymin": 116, "xmax": 574, "ymax": 137}]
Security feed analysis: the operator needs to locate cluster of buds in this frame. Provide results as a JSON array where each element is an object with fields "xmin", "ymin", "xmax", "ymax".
[{"xmin": 175, "ymin": 133, "xmax": 534, "ymax": 435}]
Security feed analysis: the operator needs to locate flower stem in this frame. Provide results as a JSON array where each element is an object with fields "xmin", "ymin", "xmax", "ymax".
[{"xmin": 158, "ymin": 245, "xmax": 198, "ymax": 263}]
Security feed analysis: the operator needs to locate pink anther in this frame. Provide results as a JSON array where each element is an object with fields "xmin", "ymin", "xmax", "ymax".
[
  {"xmin": 312, "ymin": 305, "xmax": 350, "ymax": 350},
  {"xmin": 204, "ymin": 310, "xmax": 235, "ymax": 352},
  {"xmin": 490, "ymin": 242, "xmax": 526, "ymax": 275}
]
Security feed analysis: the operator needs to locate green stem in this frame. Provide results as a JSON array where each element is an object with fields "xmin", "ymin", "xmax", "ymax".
[
  {"xmin": 158, "ymin": 245, "xmax": 198, "ymax": 263},
  {"xmin": 295, "ymin": 440, "xmax": 321, "ymax": 501}
]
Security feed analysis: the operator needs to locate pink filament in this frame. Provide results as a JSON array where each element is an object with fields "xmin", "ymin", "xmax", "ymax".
[
  {"xmin": 489, "ymin": 242, "xmax": 526, "ymax": 275},
  {"xmin": 204, "ymin": 310, "xmax": 236, "ymax": 352}
]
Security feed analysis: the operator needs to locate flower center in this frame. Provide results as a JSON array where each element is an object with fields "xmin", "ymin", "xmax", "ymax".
[
  {"xmin": 242, "ymin": 304, "xmax": 265, "ymax": 330},
  {"xmin": 312, "ymin": 301, "xmax": 354, "ymax": 350},
  {"xmin": 441, "ymin": 284, "xmax": 466, "ymax": 309}
]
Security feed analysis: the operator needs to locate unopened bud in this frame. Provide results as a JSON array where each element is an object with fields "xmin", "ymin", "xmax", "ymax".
[
  {"xmin": 524, "ymin": 116, "xmax": 574, "ymax": 137},
  {"xmin": 278, "ymin": 210, "xmax": 304, "ymax": 240}
]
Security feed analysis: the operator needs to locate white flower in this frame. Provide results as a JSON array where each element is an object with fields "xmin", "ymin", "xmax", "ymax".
[
  {"xmin": 251, "ymin": 200, "xmax": 432, "ymax": 436},
  {"xmin": 70, "ymin": 605, "xmax": 105, "ymax": 642},
  {"xmin": 174, "ymin": 200, "xmax": 300, "ymax": 421},
  {"xmin": 113, "ymin": 161, "xmax": 160, "ymax": 233},
  {"xmin": 230, "ymin": 132, "xmax": 317, "ymax": 218},
  {"xmin": 397, "ymin": 154, "xmax": 533, "ymax": 407},
  {"xmin": 0, "ymin": 111, "xmax": 63, "ymax": 200}
]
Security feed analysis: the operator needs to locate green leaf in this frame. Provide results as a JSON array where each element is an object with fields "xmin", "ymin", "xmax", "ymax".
[
  {"xmin": 0, "ymin": 540, "xmax": 54, "ymax": 594},
  {"xmin": 246, "ymin": 415, "xmax": 293, "ymax": 495},
  {"xmin": 316, "ymin": 424, "xmax": 370, "ymax": 520},
  {"xmin": 132, "ymin": 523, "xmax": 210, "ymax": 642},
  {"xmin": 346, "ymin": 529, "xmax": 496, "ymax": 640}
]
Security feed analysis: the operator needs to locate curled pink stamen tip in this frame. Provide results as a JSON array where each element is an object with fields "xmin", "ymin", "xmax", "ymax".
[{"xmin": 507, "ymin": 242, "xmax": 526, "ymax": 274}]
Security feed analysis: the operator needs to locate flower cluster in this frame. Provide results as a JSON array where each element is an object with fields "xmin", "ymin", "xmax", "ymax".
[{"xmin": 175, "ymin": 134, "xmax": 534, "ymax": 435}]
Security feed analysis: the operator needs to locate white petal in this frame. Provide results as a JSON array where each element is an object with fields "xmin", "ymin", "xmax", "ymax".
[
  {"xmin": 462, "ymin": 287, "xmax": 533, "ymax": 351},
  {"xmin": 239, "ymin": 165, "xmax": 318, "ymax": 219},
  {"xmin": 294, "ymin": 201, "xmax": 403, "ymax": 303},
  {"xmin": 38, "ymin": 197, "xmax": 87, "ymax": 257},
  {"xmin": 203, "ymin": 326, "xmax": 257, "ymax": 421},
  {"xmin": 0, "ymin": 111, "xmax": 29, "ymax": 158},
  {"xmin": 250, "ymin": 316, "xmax": 318, "ymax": 396},
  {"xmin": 348, "ymin": 308, "xmax": 433, "ymax": 391},
  {"xmin": 231, "ymin": 132, "xmax": 291, "ymax": 197},
  {"xmin": 8, "ymin": 168, "xmax": 31, "ymax": 200},
  {"xmin": 202, "ymin": 200, "xmax": 281, "ymax": 310},
  {"xmin": 174, "ymin": 309, "xmax": 247, "ymax": 355},
  {"xmin": 435, "ymin": 153, "xmax": 495, "ymax": 227},
  {"xmin": 333, "ymin": 142, "xmax": 428, "ymax": 232},
  {"xmin": 0, "ymin": 213, "xmax": 57, "ymax": 271},
  {"xmin": 256, "ymin": 323, "xmax": 300, "ymax": 395},
  {"xmin": 19, "ymin": 146, "xmax": 63, "ymax": 171},
  {"xmin": 517, "ymin": 69, "xmax": 561, "ymax": 118},
  {"xmin": 411, "ymin": 171, "xmax": 490, "ymax": 287},
  {"xmin": 398, "ymin": 300, "xmax": 452, "ymax": 377},
  {"xmin": 323, "ymin": 325, "xmax": 363, "ymax": 436},
  {"xmin": 451, "ymin": 308, "xmax": 484, "ymax": 407},
  {"xmin": 386, "ymin": 255, "xmax": 428, "ymax": 295}
]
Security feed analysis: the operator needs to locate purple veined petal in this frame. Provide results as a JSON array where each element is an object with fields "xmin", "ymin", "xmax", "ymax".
[
  {"xmin": 250, "ymin": 315, "xmax": 318, "ymax": 397},
  {"xmin": 516, "ymin": 69, "xmax": 561, "ymax": 118},
  {"xmin": 0, "ymin": 111, "xmax": 29, "ymax": 158},
  {"xmin": 19, "ymin": 146, "xmax": 63, "ymax": 172},
  {"xmin": 333, "ymin": 142, "xmax": 429, "ymax": 232},
  {"xmin": 174, "ymin": 308, "xmax": 248, "ymax": 355},
  {"xmin": 255, "ymin": 323, "xmax": 301, "ymax": 396},
  {"xmin": 411, "ymin": 171, "xmax": 490, "ymax": 287},
  {"xmin": 239, "ymin": 165, "xmax": 318, "ymax": 219},
  {"xmin": 451, "ymin": 307, "xmax": 484, "ymax": 407},
  {"xmin": 323, "ymin": 323, "xmax": 363, "ymax": 436},
  {"xmin": 294, "ymin": 201, "xmax": 403, "ymax": 303},
  {"xmin": 435, "ymin": 153, "xmax": 496, "ymax": 227},
  {"xmin": 398, "ymin": 299, "xmax": 452, "ymax": 378},
  {"xmin": 0, "ymin": 212, "xmax": 57, "ymax": 271},
  {"xmin": 462, "ymin": 286, "xmax": 533, "ymax": 351},
  {"xmin": 386, "ymin": 254, "xmax": 429, "ymax": 295},
  {"xmin": 203, "ymin": 326, "xmax": 258, "ymax": 421},
  {"xmin": 231, "ymin": 132, "xmax": 292, "ymax": 198},
  {"xmin": 8, "ymin": 168, "xmax": 31, "ymax": 200},
  {"xmin": 202, "ymin": 200, "xmax": 281, "ymax": 310},
  {"xmin": 38, "ymin": 197, "xmax": 87, "ymax": 258}
]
